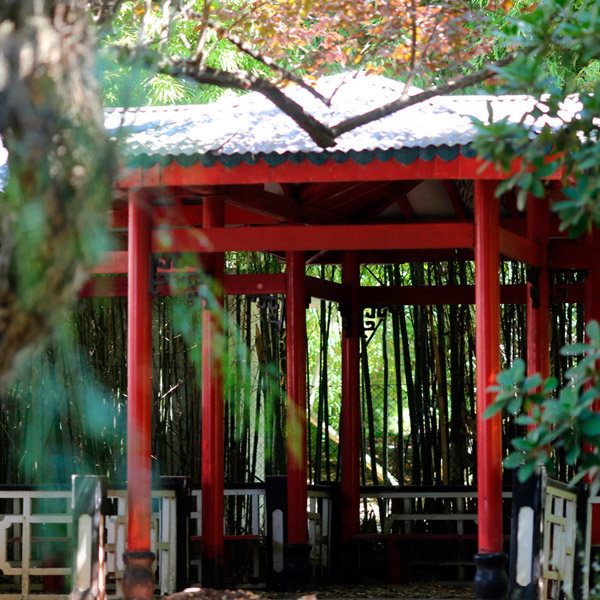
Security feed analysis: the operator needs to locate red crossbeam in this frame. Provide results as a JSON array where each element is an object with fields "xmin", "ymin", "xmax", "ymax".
[{"xmin": 151, "ymin": 223, "xmax": 474, "ymax": 253}]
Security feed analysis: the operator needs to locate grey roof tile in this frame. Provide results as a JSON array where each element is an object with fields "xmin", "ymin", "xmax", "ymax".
[{"xmin": 0, "ymin": 72, "xmax": 581, "ymax": 189}]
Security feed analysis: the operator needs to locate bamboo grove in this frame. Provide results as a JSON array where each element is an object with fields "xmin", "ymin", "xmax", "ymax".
[{"xmin": 0, "ymin": 258, "xmax": 587, "ymax": 489}]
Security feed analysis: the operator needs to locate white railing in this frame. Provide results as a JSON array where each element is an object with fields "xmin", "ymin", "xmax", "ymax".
[
  {"xmin": 0, "ymin": 489, "xmax": 71, "ymax": 600},
  {"xmin": 359, "ymin": 486, "xmax": 512, "ymax": 581},
  {"xmin": 105, "ymin": 488, "xmax": 177, "ymax": 597},
  {"xmin": 360, "ymin": 486, "xmax": 512, "ymax": 534},
  {"xmin": 307, "ymin": 487, "xmax": 333, "ymax": 576},
  {"xmin": 189, "ymin": 486, "xmax": 265, "ymax": 584},
  {"xmin": 540, "ymin": 481, "xmax": 577, "ymax": 600},
  {"xmin": 0, "ymin": 486, "xmax": 177, "ymax": 600}
]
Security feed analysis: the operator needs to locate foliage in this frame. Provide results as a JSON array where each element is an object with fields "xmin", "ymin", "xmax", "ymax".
[
  {"xmin": 478, "ymin": 0, "xmax": 600, "ymax": 489},
  {"xmin": 0, "ymin": 0, "xmax": 520, "ymax": 386},
  {"xmin": 93, "ymin": 0, "xmax": 518, "ymax": 147},
  {"xmin": 471, "ymin": 0, "xmax": 600, "ymax": 235},
  {"xmin": 486, "ymin": 320, "xmax": 600, "ymax": 491},
  {"xmin": 0, "ymin": 2, "xmax": 114, "ymax": 383}
]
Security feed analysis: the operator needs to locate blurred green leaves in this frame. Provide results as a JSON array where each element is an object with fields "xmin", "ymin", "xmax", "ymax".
[
  {"xmin": 488, "ymin": 320, "xmax": 600, "ymax": 491},
  {"xmin": 472, "ymin": 0, "xmax": 600, "ymax": 236}
]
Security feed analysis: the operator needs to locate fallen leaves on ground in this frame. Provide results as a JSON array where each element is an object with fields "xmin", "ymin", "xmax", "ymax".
[
  {"xmin": 165, "ymin": 583, "xmax": 475, "ymax": 600},
  {"xmin": 262, "ymin": 583, "xmax": 475, "ymax": 599}
]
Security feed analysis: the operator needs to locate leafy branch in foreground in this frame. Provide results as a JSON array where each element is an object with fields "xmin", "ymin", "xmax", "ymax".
[
  {"xmin": 471, "ymin": 0, "xmax": 600, "ymax": 235},
  {"xmin": 102, "ymin": 0, "xmax": 520, "ymax": 147},
  {"xmin": 486, "ymin": 320, "xmax": 600, "ymax": 492}
]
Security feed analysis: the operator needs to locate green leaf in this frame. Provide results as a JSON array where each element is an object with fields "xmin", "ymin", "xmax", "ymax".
[
  {"xmin": 587, "ymin": 320, "xmax": 600, "ymax": 344},
  {"xmin": 507, "ymin": 397, "xmax": 523, "ymax": 415},
  {"xmin": 522, "ymin": 373, "xmax": 542, "ymax": 392},
  {"xmin": 543, "ymin": 377, "xmax": 558, "ymax": 393},
  {"xmin": 517, "ymin": 461, "xmax": 537, "ymax": 482},
  {"xmin": 580, "ymin": 415, "xmax": 600, "ymax": 437},
  {"xmin": 484, "ymin": 400, "xmax": 506, "ymax": 419},
  {"xmin": 560, "ymin": 342, "xmax": 590, "ymax": 356},
  {"xmin": 512, "ymin": 437, "xmax": 534, "ymax": 450},
  {"xmin": 503, "ymin": 452, "xmax": 525, "ymax": 469},
  {"xmin": 496, "ymin": 369, "xmax": 518, "ymax": 387},
  {"xmin": 566, "ymin": 445, "xmax": 581, "ymax": 465},
  {"xmin": 515, "ymin": 414, "xmax": 535, "ymax": 426}
]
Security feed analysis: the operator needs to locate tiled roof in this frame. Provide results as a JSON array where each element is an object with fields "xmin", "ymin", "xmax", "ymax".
[{"xmin": 0, "ymin": 72, "xmax": 579, "ymax": 187}]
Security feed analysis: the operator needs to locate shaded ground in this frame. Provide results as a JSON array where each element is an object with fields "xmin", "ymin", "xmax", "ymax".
[
  {"xmin": 166, "ymin": 584, "xmax": 475, "ymax": 600},
  {"xmin": 263, "ymin": 584, "xmax": 475, "ymax": 599}
]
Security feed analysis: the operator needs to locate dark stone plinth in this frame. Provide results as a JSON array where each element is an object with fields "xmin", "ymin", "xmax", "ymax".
[
  {"xmin": 201, "ymin": 556, "xmax": 225, "ymax": 590},
  {"xmin": 284, "ymin": 542, "xmax": 312, "ymax": 592},
  {"xmin": 122, "ymin": 551, "xmax": 155, "ymax": 600},
  {"xmin": 474, "ymin": 552, "xmax": 508, "ymax": 600}
]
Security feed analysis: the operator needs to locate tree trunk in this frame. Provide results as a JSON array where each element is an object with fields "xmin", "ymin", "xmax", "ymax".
[{"xmin": 0, "ymin": 2, "xmax": 114, "ymax": 385}]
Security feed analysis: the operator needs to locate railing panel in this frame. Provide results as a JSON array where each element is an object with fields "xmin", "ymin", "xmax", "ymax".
[
  {"xmin": 509, "ymin": 469, "xmax": 586, "ymax": 600},
  {"xmin": 0, "ymin": 486, "xmax": 177, "ymax": 600},
  {"xmin": 189, "ymin": 486, "xmax": 267, "ymax": 586},
  {"xmin": 541, "ymin": 483, "xmax": 578, "ymax": 600},
  {"xmin": 104, "ymin": 488, "xmax": 177, "ymax": 597},
  {"xmin": 357, "ymin": 486, "xmax": 512, "ymax": 583},
  {"xmin": 307, "ymin": 487, "xmax": 333, "ymax": 577},
  {"xmin": 0, "ymin": 489, "xmax": 71, "ymax": 600}
]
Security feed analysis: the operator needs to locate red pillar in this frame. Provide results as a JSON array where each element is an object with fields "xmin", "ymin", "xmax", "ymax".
[
  {"xmin": 341, "ymin": 252, "xmax": 360, "ymax": 542},
  {"xmin": 526, "ymin": 196, "xmax": 550, "ymax": 401},
  {"xmin": 124, "ymin": 189, "xmax": 155, "ymax": 600},
  {"xmin": 284, "ymin": 251, "xmax": 312, "ymax": 588},
  {"xmin": 473, "ymin": 181, "xmax": 507, "ymax": 600},
  {"xmin": 127, "ymin": 189, "xmax": 153, "ymax": 553},
  {"xmin": 201, "ymin": 196, "xmax": 226, "ymax": 588},
  {"xmin": 286, "ymin": 251, "xmax": 308, "ymax": 547}
]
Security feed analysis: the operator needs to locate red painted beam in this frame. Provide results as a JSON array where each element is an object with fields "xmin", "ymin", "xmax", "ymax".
[
  {"xmin": 305, "ymin": 276, "xmax": 348, "ymax": 304},
  {"xmin": 443, "ymin": 180, "xmax": 466, "ymax": 219},
  {"xmin": 91, "ymin": 251, "xmax": 128, "ymax": 274},
  {"xmin": 79, "ymin": 277, "xmax": 128, "ymax": 297},
  {"xmin": 79, "ymin": 276, "xmax": 585, "ymax": 304},
  {"xmin": 201, "ymin": 197, "xmax": 226, "ymax": 587},
  {"xmin": 126, "ymin": 189, "xmax": 153, "ymax": 553},
  {"xmin": 80, "ymin": 273, "xmax": 285, "ymax": 298},
  {"xmin": 360, "ymin": 284, "xmax": 583, "ymax": 306},
  {"xmin": 112, "ymin": 204, "xmax": 279, "ymax": 228},
  {"xmin": 360, "ymin": 284, "xmax": 527, "ymax": 306},
  {"xmin": 117, "ymin": 154, "xmax": 555, "ymax": 189},
  {"xmin": 474, "ymin": 181, "xmax": 503, "ymax": 555},
  {"xmin": 550, "ymin": 242, "xmax": 600, "ymax": 269},
  {"xmin": 499, "ymin": 228, "xmax": 540, "ymax": 266},
  {"xmin": 224, "ymin": 185, "xmax": 300, "ymax": 222},
  {"xmin": 301, "ymin": 249, "xmax": 476, "ymax": 265},
  {"xmin": 91, "ymin": 248, "xmax": 478, "ymax": 276},
  {"xmin": 224, "ymin": 273, "xmax": 285, "ymax": 296},
  {"xmin": 286, "ymin": 251, "xmax": 308, "ymax": 545},
  {"xmin": 152, "ymin": 223, "xmax": 475, "ymax": 253},
  {"xmin": 341, "ymin": 252, "xmax": 361, "ymax": 543}
]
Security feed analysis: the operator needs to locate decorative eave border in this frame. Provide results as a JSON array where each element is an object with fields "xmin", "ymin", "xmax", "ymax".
[{"xmin": 123, "ymin": 143, "xmax": 478, "ymax": 170}]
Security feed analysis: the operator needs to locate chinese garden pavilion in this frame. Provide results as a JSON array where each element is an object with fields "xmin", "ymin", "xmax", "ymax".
[{"xmin": 6, "ymin": 72, "xmax": 600, "ymax": 599}]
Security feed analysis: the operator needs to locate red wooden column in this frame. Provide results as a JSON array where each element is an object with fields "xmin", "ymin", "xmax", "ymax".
[
  {"xmin": 340, "ymin": 251, "xmax": 361, "ymax": 575},
  {"xmin": 526, "ymin": 196, "xmax": 550, "ymax": 395},
  {"xmin": 473, "ymin": 181, "xmax": 508, "ymax": 600},
  {"xmin": 285, "ymin": 251, "xmax": 310, "ymax": 583},
  {"xmin": 201, "ymin": 196, "xmax": 226, "ymax": 588},
  {"xmin": 124, "ymin": 189, "xmax": 155, "ymax": 600}
]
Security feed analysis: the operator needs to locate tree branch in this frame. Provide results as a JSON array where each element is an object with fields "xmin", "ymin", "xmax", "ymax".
[
  {"xmin": 164, "ymin": 60, "xmax": 337, "ymax": 147},
  {"xmin": 162, "ymin": 53, "xmax": 517, "ymax": 149},
  {"xmin": 330, "ymin": 54, "xmax": 517, "ymax": 139},
  {"xmin": 205, "ymin": 20, "xmax": 331, "ymax": 106}
]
